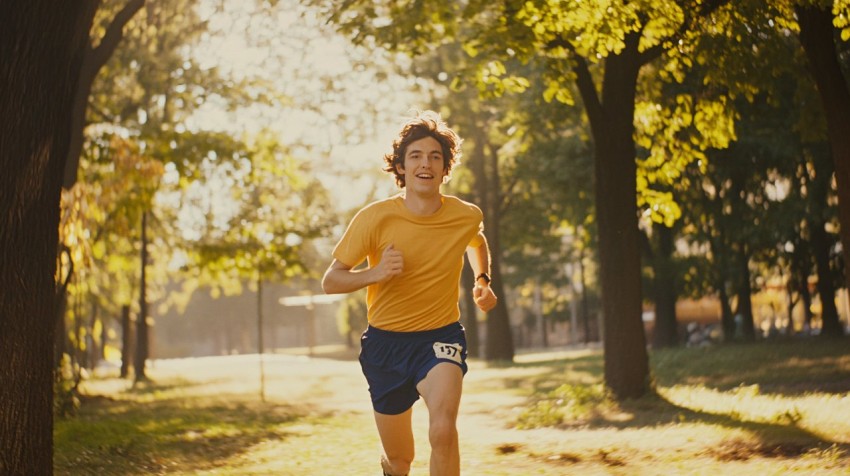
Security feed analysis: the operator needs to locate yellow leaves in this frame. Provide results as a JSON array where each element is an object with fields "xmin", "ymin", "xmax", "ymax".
[
  {"xmin": 639, "ymin": 1, "xmax": 684, "ymax": 52},
  {"xmin": 92, "ymin": 241, "xmax": 107, "ymax": 260},
  {"xmin": 692, "ymin": 97, "xmax": 736, "ymax": 150},
  {"xmin": 515, "ymin": 1, "xmax": 692, "ymax": 64},
  {"xmin": 835, "ymin": 0, "xmax": 850, "ymax": 40},
  {"xmin": 543, "ymin": 78, "xmax": 575, "ymax": 105},
  {"xmin": 638, "ymin": 189, "xmax": 682, "ymax": 227},
  {"xmin": 634, "ymin": 92, "xmax": 737, "ymax": 227},
  {"xmin": 475, "ymin": 60, "xmax": 530, "ymax": 97},
  {"xmin": 486, "ymin": 59, "xmax": 507, "ymax": 77}
]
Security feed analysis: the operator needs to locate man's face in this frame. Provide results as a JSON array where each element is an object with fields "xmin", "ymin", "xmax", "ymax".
[{"xmin": 399, "ymin": 136, "xmax": 446, "ymax": 195}]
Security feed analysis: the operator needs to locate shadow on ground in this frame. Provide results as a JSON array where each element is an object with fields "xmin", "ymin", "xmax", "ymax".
[{"xmin": 55, "ymin": 385, "xmax": 309, "ymax": 475}]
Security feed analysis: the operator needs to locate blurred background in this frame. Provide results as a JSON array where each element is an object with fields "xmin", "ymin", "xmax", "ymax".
[{"xmin": 54, "ymin": 0, "xmax": 850, "ymax": 386}]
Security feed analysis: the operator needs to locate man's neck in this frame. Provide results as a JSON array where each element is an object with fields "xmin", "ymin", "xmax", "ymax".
[{"xmin": 402, "ymin": 190, "xmax": 443, "ymax": 216}]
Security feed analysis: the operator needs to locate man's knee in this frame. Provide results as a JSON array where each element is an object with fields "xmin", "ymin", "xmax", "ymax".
[
  {"xmin": 383, "ymin": 454, "xmax": 412, "ymax": 476},
  {"xmin": 428, "ymin": 418, "xmax": 458, "ymax": 449}
]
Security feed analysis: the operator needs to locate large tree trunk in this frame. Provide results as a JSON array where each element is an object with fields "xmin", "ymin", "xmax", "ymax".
[
  {"xmin": 798, "ymin": 5, "xmax": 850, "ymax": 337},
  {"xmin": 0, "ymin": 2, "xmax": 98, "ymax": 473},
  {"xmin": 577, "ymin": 32, "xmax": 649, "ymax": 399}
]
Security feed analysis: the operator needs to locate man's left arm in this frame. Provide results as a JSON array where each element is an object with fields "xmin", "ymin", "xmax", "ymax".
[{"xmin": 466, "ymin": 231, "xmax": 497, "ymax": 312}]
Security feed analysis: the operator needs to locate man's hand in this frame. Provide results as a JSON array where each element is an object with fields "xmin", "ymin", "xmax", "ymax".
[
  {"xmin": 473, "ymin": 283, "xmax": 497, "ymax": 312},
  {"xmin": 373, "ymin": 244, "xmax": 403, "ymax": 283}
]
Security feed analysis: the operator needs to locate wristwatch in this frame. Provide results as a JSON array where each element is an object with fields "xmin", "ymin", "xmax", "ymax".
[{"xmin": 475, "ymin": 272, "xmax": 491, "ymax": 285}]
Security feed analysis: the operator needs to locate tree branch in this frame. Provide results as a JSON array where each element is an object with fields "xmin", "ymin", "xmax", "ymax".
[
  {"xmin": 88, "ymin": 0, "xmax": 146, "ymax": 72},
  {"xmin": 65, "ymin": 0, "xmax": 146, "ymax": 188},
  {"xmin": 544, "ymin": 36, "xmax": 604, "ymax": 125}
]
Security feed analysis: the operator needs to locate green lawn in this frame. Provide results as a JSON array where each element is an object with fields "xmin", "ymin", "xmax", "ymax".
[{"xmin": 56, "ymin": 338, "xmax": 850, "ymax": 475}]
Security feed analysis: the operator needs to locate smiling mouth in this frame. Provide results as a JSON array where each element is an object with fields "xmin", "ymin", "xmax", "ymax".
[{"xmin": 415, "ymin": 173, "xmax": 434, "ymax": 180}]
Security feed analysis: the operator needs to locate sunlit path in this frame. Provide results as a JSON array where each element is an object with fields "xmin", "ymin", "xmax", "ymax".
[{"xmin": 59, "ymin": 341, "xmax": 850, "ymax": 475}]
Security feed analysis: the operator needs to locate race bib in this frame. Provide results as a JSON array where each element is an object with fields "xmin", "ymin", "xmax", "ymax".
[{"xmin": 433, "ymin": 342, "xmax": 464, "ymax": 364}]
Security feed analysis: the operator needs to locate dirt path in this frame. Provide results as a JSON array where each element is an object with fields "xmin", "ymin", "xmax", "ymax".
[
  {"xmin": 138, "ymin": 349, "xmax": 589, "ymax": 475},
  {"xmin": 84, "ymin": 346, "xmax": 849, "ymax": 475}
]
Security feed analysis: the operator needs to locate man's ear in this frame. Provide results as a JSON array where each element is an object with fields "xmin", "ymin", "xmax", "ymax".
[{"xmin": 396, "ymin": 161, "xmax": 405, "ymax": 174}]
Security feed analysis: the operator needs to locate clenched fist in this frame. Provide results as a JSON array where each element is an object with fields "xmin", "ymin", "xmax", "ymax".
[
  {"xmin": 473, "ymin": 284, "xmax": 497, "ymax": 312},
  {"xmin": 373, "ymin": 244, "xmax": 404, "ymax": 283}
]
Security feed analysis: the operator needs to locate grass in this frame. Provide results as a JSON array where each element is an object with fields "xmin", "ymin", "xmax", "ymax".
[
  {"xmin": 55, "ymin": 338, "xmax": 850, "ymax": 475},
  {"xmin": 54, "ymin": 382, "xmax": 307, "ymax": 474}
]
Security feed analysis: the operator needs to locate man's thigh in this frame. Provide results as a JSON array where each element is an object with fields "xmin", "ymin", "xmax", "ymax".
[{"xmin": 416, "ymin": 362, "xmax": 463, "ymax": 419}]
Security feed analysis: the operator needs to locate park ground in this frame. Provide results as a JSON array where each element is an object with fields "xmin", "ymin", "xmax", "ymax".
[{"xmin": 56, "ymin": 339, "xmax": 850, "ymax": 475}]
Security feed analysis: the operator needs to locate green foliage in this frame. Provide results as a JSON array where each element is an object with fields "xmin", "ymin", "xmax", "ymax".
[
  {"xmin": 181, "ymin": 129, "xmax": 333, "ymax": 292},
  {"xmin": 61, "ymin": 134, "xmax": 165, "ymax": 314}
]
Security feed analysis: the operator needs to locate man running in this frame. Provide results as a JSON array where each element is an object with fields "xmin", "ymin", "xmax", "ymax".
[{"xmin": 322, "ymin": 110, "xmax": 497, "ymax": 475}]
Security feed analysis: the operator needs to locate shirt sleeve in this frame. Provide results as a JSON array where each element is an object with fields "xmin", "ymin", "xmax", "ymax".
[
  {"xmin": 467, "ymin": 205, "xmax": 485, "ymax": 248},
  {"xmin": 332, "ymin": 207, "xmax": 373, "ymax": 268}
]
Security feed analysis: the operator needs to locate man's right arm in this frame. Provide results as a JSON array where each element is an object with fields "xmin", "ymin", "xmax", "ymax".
[{"xmin": 321, "ymin": 245, "xmax": 403, "ymax": 294}]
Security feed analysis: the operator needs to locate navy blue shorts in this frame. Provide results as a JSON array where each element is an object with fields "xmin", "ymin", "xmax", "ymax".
[{"xmin": 359, "ymin": 322, "xmax": 468, "ymax": 415}]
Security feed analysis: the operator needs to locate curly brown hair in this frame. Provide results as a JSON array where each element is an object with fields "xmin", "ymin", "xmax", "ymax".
[{"xmin": 383, "ymin": 110, "xmax": 463, "ymax": 188}]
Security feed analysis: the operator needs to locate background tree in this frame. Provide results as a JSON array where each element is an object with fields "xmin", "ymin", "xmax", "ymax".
[
  {"xmin": 64, "ymin": 0, "xmax": 275, "ymax": 382},
  {"xmin": 795, "ymin": 0, "xmax": 850, "ymax": 336},
  {"xmin": 56, "ymin": 134, "xmax": 164, "ymax": 398}
]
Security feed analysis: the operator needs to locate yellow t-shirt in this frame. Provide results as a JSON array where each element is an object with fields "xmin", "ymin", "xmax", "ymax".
[{"xmin": 333, "ymin": 194, "xmax": 484, "ymax": 332}]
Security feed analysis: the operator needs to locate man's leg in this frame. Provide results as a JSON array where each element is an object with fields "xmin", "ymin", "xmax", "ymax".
[
  {"xmin": 416, "ymin": 363, "xmax": 463, "ymax": 476},
  {"xmin": 374, "ymin": 408, "xmax": 415, "ymax": 476}
]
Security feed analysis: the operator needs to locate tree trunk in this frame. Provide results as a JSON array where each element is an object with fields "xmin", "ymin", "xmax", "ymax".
[
  {"xmin": 100, "ymin": 312, "xmax": 109, "ymax": 362},
  {"xmin": 88, "ymin": 298, "xmax": 99, "ymax": 370},
  {"xmin": 54, "ymin": 246, "xmax": 74, "ymax": 368},
  {"xmin": 460, "ymin": 260, "xmax": 480, "ymax": 358},
  {"xmin": 797, "ymin": 5, "xmax": 850, "ymax": 337},
  {"xmin": 135, "ymin": 211, "xmax": 150, "ymax": 381},
  {"xmin": 710, "ymin": 224, "xmax": 737, "ymax": 341},
  {"xmin": 469, "ymin": 130, "xmax": 514, "ymax": 361},
  {"xmin": 257, "ymin": 276, "xmax": 266, "ymax": 402},
  {"xmin": 789, "ymin": 238, "xmax": 814, "ymax": 333},
  {"xmin": 578, "ymin": 240, "xmax": 592, "ymax": 343},
  {"xmin": 483, "ymin": 200, "xmax": 515, "ymax": 361},
  {"xmin": 810, "ymin": 221, "xmax": 842, "ymax": 335},
  {"xmin": 718, "ymin": 285, "xmax": 735, "ymax": 341},
  {"xmin": 578, "ymin": 33, "xmax": 649, "ymax": 398},
  {"xmin": 0, "ymin": 2, "xmax": 98, "ymax": 473},
  {"xmin": 120, "ymin": 304, "xmax": 133, "ymax": 378},
  {"xmin": 735, "ymin": 250, "xmax": 756, "ymax": 341},
  {"xmin": 807, "ymin": 149, "xmax": 842, "ymax": 336},
  {"xmin": 652, "ymin": 224, "xmax": 679, "ymax": 348}
]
